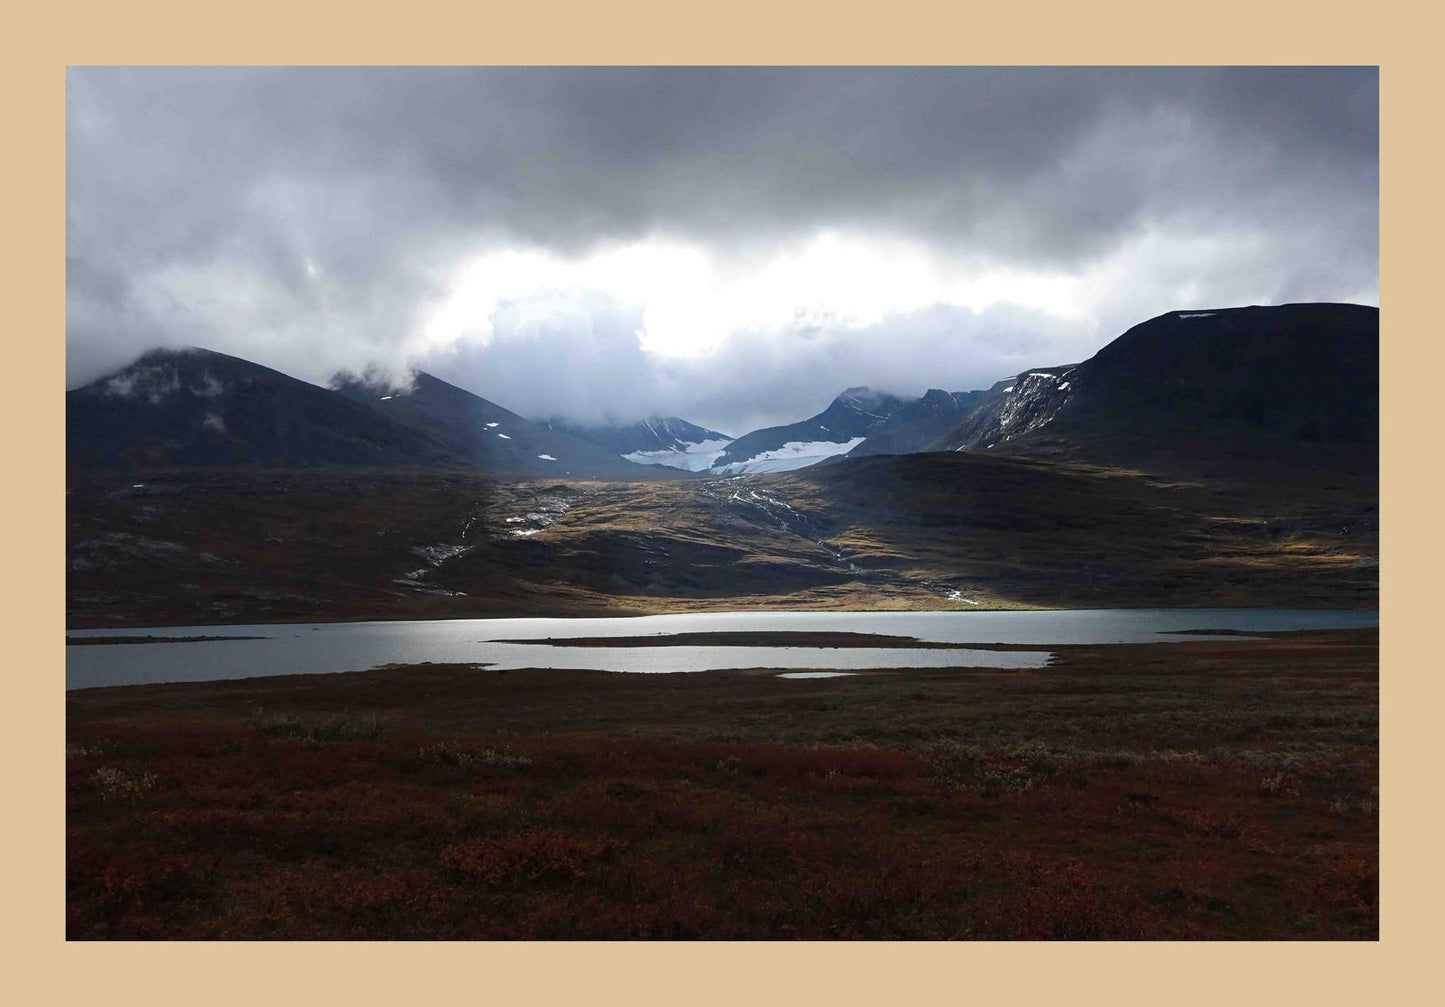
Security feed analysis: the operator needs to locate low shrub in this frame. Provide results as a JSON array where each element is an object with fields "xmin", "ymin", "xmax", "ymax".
[
  {"xmin": 248, "ymin": 708, "xmax": 386, "ymax": 744},
  {"xmin": 90, "ymin": 766, "xmax": 158, "ymax": 800},
  {"xmin": 928, "ymin": 740, "xmax": 1057, "ymax": 795},
  {"xmin": 413, "ymin": 740, "xmax": 532, "ymax": 769}
]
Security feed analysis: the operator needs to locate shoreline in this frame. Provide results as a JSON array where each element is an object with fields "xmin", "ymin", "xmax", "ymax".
[{"xmin": 65, "ymin": 602, "xmax": 1382, "ymax": 635}]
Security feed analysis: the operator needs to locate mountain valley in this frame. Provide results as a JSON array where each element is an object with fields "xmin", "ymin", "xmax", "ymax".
[{"xmin": 65, "ymin": 302, "xmax": 1378, "ymax": 626}]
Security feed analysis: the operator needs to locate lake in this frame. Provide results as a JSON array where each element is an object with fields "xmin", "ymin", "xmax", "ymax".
[{"xmin": 64, "ymin": 608, "xmax": 1378, "ymax": 690}]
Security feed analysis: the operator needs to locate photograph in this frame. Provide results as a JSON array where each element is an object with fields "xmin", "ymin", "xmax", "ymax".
[{"xmin": 64, "ymin": 65, "xmax": 1379, "ymax": 940}]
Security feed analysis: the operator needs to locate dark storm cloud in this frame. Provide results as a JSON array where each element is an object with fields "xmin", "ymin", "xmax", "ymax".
[{"xmin": 66, "ymin": 66, "xmax": 1377, "ymax": 429}]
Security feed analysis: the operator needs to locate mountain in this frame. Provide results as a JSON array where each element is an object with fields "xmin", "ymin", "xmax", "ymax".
[
  {"xmin": 933, "ymin": 303, "xmax": 1379, "ymax": 475},
  {"xmin": 925, "ymin": 367, "xmax": 1077, "ymax": 455},
  {"xmin": 709, "ymin": 387, "xmax": 911, "ymax": 474},
  {"xmin": 843, "ymin": 388, "xmax": 989, "ymax": 458},
  {"xmin": 332, "ymin": 371, "xmax": 677, "ymax": 480},
  {"xmin": 67, "ymin": 347, "xmax": 464, "ymax": 470},
  {"xmin": 554, "ymin": 416, "xmax": 733, "ymax": 472},
  {"xmin": 67, "ymin": 301, "xmax": 1377, "ymax": 485}
]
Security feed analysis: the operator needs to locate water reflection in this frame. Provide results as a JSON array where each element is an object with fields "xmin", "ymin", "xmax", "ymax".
[{"xmin": 66, "ymin": 608, "xmax": 1377, "ymax": 690}]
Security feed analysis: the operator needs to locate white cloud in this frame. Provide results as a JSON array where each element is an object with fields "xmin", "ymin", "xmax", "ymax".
[{"xmin": 424, "ymin": 231, "xmax": 1090, "ymax": 361}]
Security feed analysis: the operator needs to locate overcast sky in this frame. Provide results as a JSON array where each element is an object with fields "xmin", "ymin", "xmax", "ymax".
[{"xmin": 66, "ymin": 66, "xmax": 1377, "ymax": 433}]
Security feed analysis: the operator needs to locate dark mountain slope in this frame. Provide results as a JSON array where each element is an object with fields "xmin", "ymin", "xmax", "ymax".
[
  {"xmin": 844, "ymin": 388, "xmax": 988, "ymax": 458},
  {"xmin": 933, "ymin": 303, "xmax": 1378, "ymax": 476},
  {"xmin": 67, "ymin": 348, "xmax": 463, "ymax": 470},
  {"xmin": 332, "ymin": 371, "xmax": 680, "ymax": 480}
]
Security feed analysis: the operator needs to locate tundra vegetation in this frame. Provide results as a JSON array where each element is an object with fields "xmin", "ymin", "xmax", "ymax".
[
  {"xmin": 67, "ymin": 629, "xmax": 1376, "ymax": 939},
  {"xmin": 66, "ymin": 449, "xmax": 1376, "ymax": 629}
]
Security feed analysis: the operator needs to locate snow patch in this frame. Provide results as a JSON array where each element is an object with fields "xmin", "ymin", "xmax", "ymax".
[
  {"xmin": 711, "ymin": 437, "xmax": 867, "ymax": 475},
  {"xmin": 537, "ymin": 454, "xmax": 557, "ymax": 461},
  {"xmin": 485, "ymin": 422, "xmax": 499, "ymax": 428},
  {"xmin": 497, "ymin": 433, "xmax": 511, "ymax": 440},
  {"xmin": 1179, "ymin": 312, "xmax": 1217, "ymax": 319},
  {"xmin": 411, "ymin": 543, "xmax": 471, "ymax": 566},
  {"xmin": 623, "ymin": 437, "xmax": 733, "ymax": 472}
]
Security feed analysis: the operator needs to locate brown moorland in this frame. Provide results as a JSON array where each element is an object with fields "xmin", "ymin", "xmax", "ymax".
[
  {"xmin": 67, "ymin": 449, "xmax": 1376, "ymax": 629},
  {"xmin": 67, "ymin": 629, "xmax": 1377, "ymax": 939}
]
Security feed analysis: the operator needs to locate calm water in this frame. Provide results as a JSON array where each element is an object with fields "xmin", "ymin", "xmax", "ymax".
[{"xmin": 65, "ymin": 608, "xmax": 1377, "ymax": 690}]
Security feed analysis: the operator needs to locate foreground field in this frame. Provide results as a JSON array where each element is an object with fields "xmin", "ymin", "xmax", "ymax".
[{"xmin": 66, "ymin": 630, "xmax": 1377, "ymax": 939}]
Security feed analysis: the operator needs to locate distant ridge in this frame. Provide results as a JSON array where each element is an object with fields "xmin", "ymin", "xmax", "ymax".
[
  {"xmin": 66, "ymin": 347, "xmax": 463, "ymax": 470},
  {"xmin": 66, "ymin": 348, "xmax": 682, "ymax": 479},
  {"xmin": 332, "ymin": 371, "xmax": 679, "ymax": 479},
  {"xmin": 67, "ymin": 302, "xmax": 1379, "ymax": 482}
]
